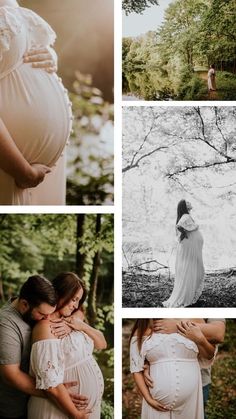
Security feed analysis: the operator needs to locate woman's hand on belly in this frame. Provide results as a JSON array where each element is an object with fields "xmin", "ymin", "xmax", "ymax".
[
  {"xmin": 23, "ymin": 47, "xmax": 57, "ymax": 73},
  {"xmin": 147, "ymin": 396, "xmax": 170, "ymax": 412},
  {"xmin": 16, "ymin": 163, "xmax": 51, "ymax": 189}
]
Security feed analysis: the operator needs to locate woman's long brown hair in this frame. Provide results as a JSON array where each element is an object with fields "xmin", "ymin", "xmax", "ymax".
[{"xmin": 129, "ymin": 319, "xmax": 153, "ymax": 352}]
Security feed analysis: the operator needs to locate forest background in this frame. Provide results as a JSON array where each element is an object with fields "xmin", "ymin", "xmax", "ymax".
[
  {"xmin": 122, "ymin": 0, "xmax": 236, "ymax": 100},
  {"xmin": 122, "ymin": 106, "xmax": 236, "ymax": 307}
]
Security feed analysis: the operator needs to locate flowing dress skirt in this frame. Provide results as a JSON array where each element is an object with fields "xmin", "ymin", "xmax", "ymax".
[{"xmin": 163, "ymin": 230, "xmax": 204, "ymax": 307}]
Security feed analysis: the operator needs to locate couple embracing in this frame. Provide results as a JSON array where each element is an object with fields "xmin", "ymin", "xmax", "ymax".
[{"xmin": 0, "ymin": 273, "xmax": 106, "ymax": 419}]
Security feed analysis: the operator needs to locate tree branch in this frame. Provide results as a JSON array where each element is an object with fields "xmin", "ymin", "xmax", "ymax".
[
  {"xmin": 123, "ymin": 145, "xmax": 168, "ymax": 172},
  {"xmin": 167, "ymin": 159, "xmax": 236, "ymax": 178}
]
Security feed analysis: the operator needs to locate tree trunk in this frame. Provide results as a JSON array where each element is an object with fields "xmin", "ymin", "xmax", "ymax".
[
  {"xmin": 76, "ymin": 214, "xmax": 86, "ymax": 279},
  {"xmin": 87, "ymin": 214, "xmax": 101, "ymax": 326},
  {"xmin": 0, "ymin": 277, "xmax": 5, "ymax": 302}
]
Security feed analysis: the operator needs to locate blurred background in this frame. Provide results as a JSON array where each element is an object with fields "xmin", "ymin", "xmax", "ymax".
[
  {"xmin": 0, "ymin": 213, "xmax": 114, "ymax": 418},
  {"xmin": 21, "ymin": 0, "xmax": 114, "ymax": 205}
]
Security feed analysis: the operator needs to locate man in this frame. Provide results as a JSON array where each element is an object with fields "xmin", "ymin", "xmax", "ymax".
[
  {"xmin": 144, "ymin": 319, "xmax": 226, "ymax": 419},
  {"xmin": 0, "ymin": 275, "xmax": 89, "ymax": 419}
]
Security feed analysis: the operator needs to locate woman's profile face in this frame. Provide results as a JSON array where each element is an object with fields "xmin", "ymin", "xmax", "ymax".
[
  {"xmin": 186, "ymin": 201, "xmax": 192, "ymax": 211},
  {"xmin": 58, "ymin": 287, "xmax": 84, "ymax": 317}
]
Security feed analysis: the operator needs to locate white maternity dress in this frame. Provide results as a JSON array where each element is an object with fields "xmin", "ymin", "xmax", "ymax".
[
  {"xmin": 130, "ymin": 333, "xmax": 205, "ymax": 419},
  {"xmin": 0, "ymin": 6, "xmax": 73, "ymax": 204},
  {"xmin": 163, "ymin": 214, "xmax": 204, "ymax": 307},
  {"xmin": 28, "ymin": 331, "xmax": 104, "ymax": 419},
  {"xmin": 207, "ymin": 68, "xmax": 216, "ymax": 91}
]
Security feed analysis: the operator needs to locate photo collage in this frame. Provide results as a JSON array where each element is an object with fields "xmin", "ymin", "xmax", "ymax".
[{"xmin": 0, "ymin": 1, "xmax": 235, "ymax": 419}]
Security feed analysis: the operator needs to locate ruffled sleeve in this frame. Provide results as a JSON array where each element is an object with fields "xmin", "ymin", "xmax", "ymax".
[
  {"xmin": 177, "ymin": 214, "xmax": 198, "ymax": 231},
  {"xmin": 21, "ymin": 8, "xmax": 56, "ymax": 47},
  {"xmin": 130, "ymin": 337, "xmax": 146, "ymax": 373},
  {"xmin": 30, "ymin": 339, "xmax": 64, "ymax": 389},
  {"xmin": 0, "ymin": 7, "xmax": 22, "ymax": 61},
  {"xmin": 198, "ymin": 345, "xmax": 218, "ymax": 369}
]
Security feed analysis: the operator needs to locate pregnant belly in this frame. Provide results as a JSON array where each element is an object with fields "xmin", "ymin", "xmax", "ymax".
[
  {"xmin": 64, "ymin": 360, "xmax": 104, "ymax": 410},
  {"xmin": 0, "ymin": 64, "xmax": 72, "ymax": 167},
  {"xmin": 150, "ymin": 360, "xmax": 199, "ymax": 409}
]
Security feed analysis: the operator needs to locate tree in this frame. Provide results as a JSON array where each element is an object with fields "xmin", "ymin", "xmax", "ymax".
[{"xmin": 122, "ymin": 0, "xmax": 159, "ymax": 15}]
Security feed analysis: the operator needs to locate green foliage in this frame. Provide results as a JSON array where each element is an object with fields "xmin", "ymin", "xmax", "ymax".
[
  {"xmin": 122, "ymin": 0, "xmax": 159, "ymax": 15},
  {"xmin": 178, "ymin": 69, "xmax": 207, "ymax": 100},
  {"xmin": 216, "ymin": 72, "xmax": 236, "ymax": 101},
  {"xmin": 205, "ymin": 320, "xmax": 236, "ymax": 419},
  {"xmin": 67, "ymin": 72, "xmax": 114, "ymax": 205},
  {"xmin": 101, "ymin": 400, "xmax": 114, "ymax": 418},
  {"xmin": 123, "ymin": 0, "xmax": 236, "ymax": 100}
]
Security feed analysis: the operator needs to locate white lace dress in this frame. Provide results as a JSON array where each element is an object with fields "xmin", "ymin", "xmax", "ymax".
[
  {"xmin": 163, "ymin": 214, "xmax": 204, "ymax": 307},
  {"xmin": 0, "ymin": 5, "xmax": 73, "ymax": 204},
  {"xmin": 130, "ymin": 333, "xmax": 205, "ymax": 419},
  {"xmin": 28, "ymin": 332, "xmax": 104, "ymax": 419}
]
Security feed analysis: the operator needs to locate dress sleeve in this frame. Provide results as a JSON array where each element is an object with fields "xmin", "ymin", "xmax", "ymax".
[
  {"xmin": 177, "ymin": 214, "xmax": 198, "ymax": 231},
  {"xmin": 130, "ymin": 337, "xmax": 145, "ymax": 373},
  {"xmin": 21, "ymin": 8, "xmax": 56, "ymax": 48},
  {"xmin": 198, "ymin": 345, "xmax": 218, "ymax": 369},
  {"xmin": 30, "ymin": 340, "xmax": 64, "ymax": 389},
  {"xmin": 0, "ymin": 8, "xmax": 22, "ymax": 61}
]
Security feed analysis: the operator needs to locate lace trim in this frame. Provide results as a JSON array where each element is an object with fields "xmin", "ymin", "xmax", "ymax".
[
  {"xmin": 0, "ymin": 7, "xmax": 22, "ymax": 61},
  {"xmin": 142, "ymin": 333, "xmax": 199, "ymax": 354},
  {"xmin": 20, "ymin": 8, "xmax": 56, "ymax": 47},
  {"xmin": 35, "ymin": 360, "xmax": 64, "ymax": 390}
]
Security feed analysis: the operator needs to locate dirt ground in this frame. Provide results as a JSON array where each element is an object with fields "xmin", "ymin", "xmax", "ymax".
[{"xmin": 122, "ymin": 269, "xmax": 236, "ymax": 307}]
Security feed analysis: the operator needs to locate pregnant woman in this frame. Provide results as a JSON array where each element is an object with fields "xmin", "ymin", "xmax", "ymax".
[
  {"xmin": 130, "ymin": 319, "xmax": 215, "ymax": 419},
  {"xmin": 28, "ymin": 272, "xmax": 106, "ymax": 419},
  {"xmin": 163, "ymin": 199, "xmax": 205, "ymax": 307},
  {"xmin": 0, "ymin": 0, "xmax": 73, "ymax": 204}
]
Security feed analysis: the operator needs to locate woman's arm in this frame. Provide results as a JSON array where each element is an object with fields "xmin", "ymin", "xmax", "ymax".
[
  {"xmin": 0, "ymin": 118, "xmax": 50, "ymax": 188},
  {"xmin": 133, "ymin": 372, "xmax": 169, "ymax": 412},
  {"xmin": 177, "ymin": 321, "xmax": 215, "ymax": 359},
  {"xmin": 46, "ymin": 384, "xmax": 91, "ymax": 419}
]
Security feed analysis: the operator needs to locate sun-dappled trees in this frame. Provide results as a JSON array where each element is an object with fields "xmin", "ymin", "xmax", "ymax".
[
  {"xmin": 122, "ymin": 0, "xmax": 159, "ymax": 15},
  {"xmin": 123, "ymin": 0, "xmax": 236, "ymax": 100}
]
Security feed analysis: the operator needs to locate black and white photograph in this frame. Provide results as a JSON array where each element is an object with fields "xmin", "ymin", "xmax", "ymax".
[{"xmin": 122, "ymin": 106, "xmax": 236, "ymax": 308}]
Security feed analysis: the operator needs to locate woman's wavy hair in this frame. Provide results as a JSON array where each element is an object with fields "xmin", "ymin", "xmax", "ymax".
[
  {"xmin": 129, "ymin": 319, "xmax": 153, "ymax": 352},
  {"xmin": 176, "ymin": 199, "xmax": 189, "ymax": 224},
  {"xmin": 52, "ymin": 272, "xmax": 87, "ymax": 313}
]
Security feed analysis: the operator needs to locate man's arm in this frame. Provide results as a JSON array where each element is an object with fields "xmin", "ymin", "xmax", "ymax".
[
  {"xmin": 153, "ymin": 319, "xmax": 225, "ymax": 344},
  {"xmin": 197, "ymin": 321, "xmax": 225, "ymax": 344},
  {"xmin": 0, "ymin": 364, "xmax": 43, "ymax": 397}
]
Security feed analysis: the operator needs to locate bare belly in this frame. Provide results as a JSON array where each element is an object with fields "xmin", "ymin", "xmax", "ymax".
[{"xmin": 0, "ymin": 63, "xmax": 72, "ymax": 167}]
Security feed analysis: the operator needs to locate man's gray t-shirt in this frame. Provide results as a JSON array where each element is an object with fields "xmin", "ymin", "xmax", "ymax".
[
  {"xmin": 0, "ymin": 302, "xmax": 31, "ymax": 417},
  {"xmin": 201, "ymin": 318, "xmax": 226, "ymax": 387}
]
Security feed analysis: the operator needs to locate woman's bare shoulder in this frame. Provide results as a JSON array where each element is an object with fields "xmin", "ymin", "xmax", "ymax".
[{"xmin": 32, "ymin": 319, "xmax": 56, "ymax": 343}]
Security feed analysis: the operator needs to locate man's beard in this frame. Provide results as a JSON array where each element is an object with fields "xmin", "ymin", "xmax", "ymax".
[{"xmin": 22, "ymin": 310, "xmax": 37, "ymax": 327}]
